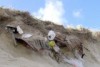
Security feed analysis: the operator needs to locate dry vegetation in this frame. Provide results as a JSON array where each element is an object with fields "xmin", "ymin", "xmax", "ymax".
[{"xmin": 0, "ymin": 7, "xmax": 99, "ymax": 44}]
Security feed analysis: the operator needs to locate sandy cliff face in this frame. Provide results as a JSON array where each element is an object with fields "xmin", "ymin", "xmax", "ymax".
[
  {"xmin": 0, "ymin": 8, "xmax": 100, "ymax": 67},
  {"xmin": 0, "ymin": 30, "xmax": 70, "ymax": 67},
  {"xmin": 1, "ymin": 27, "xmax": 100, "ymax": 67}
]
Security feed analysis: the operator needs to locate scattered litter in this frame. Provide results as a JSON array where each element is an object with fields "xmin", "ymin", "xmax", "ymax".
[
  {"xmin": 48, "ymin": 30, "xmax": 56, "ymax": 40},
  {"xmin": 17, "ymin": 26, "xmax": 23, "ymax": 34},
  {"xmin": 22, "ymin": 34, "xmax": 32, "ymax": 38},
  {"xmin": 53, "ymin": 45, "xmax": 60, "ymax": 52},
  {"xmin": 63, "ymin": 58, "xmax": 84, "ymax": 67}
]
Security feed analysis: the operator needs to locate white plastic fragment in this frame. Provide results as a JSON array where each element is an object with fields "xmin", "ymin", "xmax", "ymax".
[
  {"xmin": 22, "ymin": 34, "xmax": 32, "ymax": 38},
  {"xmin": 53, "ymin": 45, "xmax": 60, "ymax": 52},
  {"xmin": 48, "ymin": 30, "xmax": 56, "ymax": 40},
  {"xmin": 17, "ymin": 26, "xmax": 23, "ymax": 34},
  {"xmin": 63, "ymin": 58, "xmax": 84, "ymax": 67}
]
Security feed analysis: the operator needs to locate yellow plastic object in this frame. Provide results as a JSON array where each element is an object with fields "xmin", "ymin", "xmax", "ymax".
[{"xmin": 48, "ymin": 41, "xmax": 56, "ymax": 48}]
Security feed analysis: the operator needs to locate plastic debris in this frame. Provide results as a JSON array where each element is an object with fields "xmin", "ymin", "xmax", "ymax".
[
  {"xmin": 48, "ymin": 30, "xmax": 56, "ymax": 40},
  {"xmin": 53, "ymin": 45, "xmax": 60, "ymax": 53},
  {"xmin": 22, "ymin": 34, "xmax": 32, "ymax": 38},
  {"xmin": 63, "ymin": 58, "xmax": 84, "ymax": 67},
  {"xmin": 17, "ymin": 26, "xmax": 23, "ymax": 34}
]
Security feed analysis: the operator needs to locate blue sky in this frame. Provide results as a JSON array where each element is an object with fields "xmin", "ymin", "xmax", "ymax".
[{"xmin": 0, "ymin": 0, "xmax": 100, "ymax": 30}]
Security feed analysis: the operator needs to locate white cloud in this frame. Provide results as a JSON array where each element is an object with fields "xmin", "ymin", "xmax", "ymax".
[
  {"xmin": 33, "ymin": 0, "xmax": 65, "ymax": 25},
  {"xmin": 73, "ymin": 9, "xmax": 82, "ymax": 18}
]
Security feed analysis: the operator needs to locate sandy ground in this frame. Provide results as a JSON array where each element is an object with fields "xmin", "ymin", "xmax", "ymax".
[{"xmin": 0, "ymin": 31, "xmax": 100, "ymax": 67}]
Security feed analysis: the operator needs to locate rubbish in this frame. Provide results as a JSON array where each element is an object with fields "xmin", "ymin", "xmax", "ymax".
[
  {"xmin": 22, "ymin": 34, "xmax": 32, "ymax": 38},
  {"xmin": 48, "ymin": 30, "xmax": 56, "ymax": 40},
  {"xmin": 17, "ymin": 26, "xmax": 23, "ymax": 34},
  {"xmin": 6, "ymin": 25, "xmax": 23, "ymax": 34},
  {"xmin": 54, "ymin": 33, "xmax": 84, "ymax": 59},
  {"xmin": 48, "ymin": 40, "xmax": 56, "ymax": 48},
  {"xmin": 53, "ymin": 45, "xmax": 60, "ymax": 53},
  {"xmin": 63, "ymin": 58, "xmax": 84, "ymax": 67}
]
